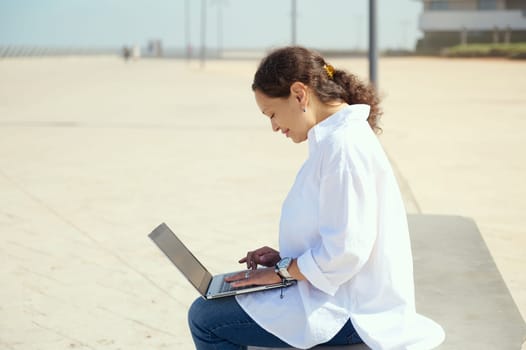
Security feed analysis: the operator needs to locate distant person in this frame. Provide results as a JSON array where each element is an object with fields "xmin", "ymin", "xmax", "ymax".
[
  {"xmin": 122, "ymin": 46, "xmax": 131, "ymax": 61},
  {"xmin": 188, "ymin": 46, "xmax": 445, "ymax": 350}
]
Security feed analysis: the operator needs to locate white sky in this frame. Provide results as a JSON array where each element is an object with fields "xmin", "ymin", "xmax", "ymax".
[{"xmin": 0, "ymin": 0, "xmax": 424, "ymax": 50}]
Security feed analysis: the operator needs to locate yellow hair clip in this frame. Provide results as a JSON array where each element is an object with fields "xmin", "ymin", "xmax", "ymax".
[{"xmin": 323, "ymin": 64, "xmax": 335, "ymax": 79}]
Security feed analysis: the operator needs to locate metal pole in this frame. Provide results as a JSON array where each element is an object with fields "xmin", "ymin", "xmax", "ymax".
[
  {"xmin": 217, "ymin": 2, "xmax": 223, "ymax": 58},
  {"xmin": 200, "ymin": 0, "xmax": 207, "ymax": 68},
  {"xmin": 368, "ymin": 0, "xmax": 378, "ymax": 88},
  {"xmin": 291, "ymin": 0, "xmax": 297, "ymax": 45},
  {"xmin": 185, "ymin": 0, "xmax": 191, "ymax": 61}
]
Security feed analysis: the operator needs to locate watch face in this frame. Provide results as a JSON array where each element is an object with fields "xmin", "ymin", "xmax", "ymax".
[
  {"xmin": 277, "ymin": 257, "xmax": 293, "ymax": 280},
  {"xmin": 278, "ymin": 257, "xmax": 292, "ymax": 269}
]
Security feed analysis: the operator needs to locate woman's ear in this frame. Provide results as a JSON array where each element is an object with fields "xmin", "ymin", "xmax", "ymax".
[{"xmin": 290, "ymin": 82, "xmax": 307, "ymax": 103}]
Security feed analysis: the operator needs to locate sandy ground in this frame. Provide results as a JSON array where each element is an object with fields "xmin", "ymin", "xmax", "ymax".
[{"xmin": 0, "ymin": 55, "xmax": 525, "ymax": 349}]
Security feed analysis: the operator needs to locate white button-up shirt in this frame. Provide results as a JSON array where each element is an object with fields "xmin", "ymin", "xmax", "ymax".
[{"xmin": 236, "ymin": 104, "xmax": 445, "ymax": 350}]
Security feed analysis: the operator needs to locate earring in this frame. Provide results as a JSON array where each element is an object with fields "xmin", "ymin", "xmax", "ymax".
[{"xmin": 303, "ymin": 107, "xmax": 306, "ymax": 113}]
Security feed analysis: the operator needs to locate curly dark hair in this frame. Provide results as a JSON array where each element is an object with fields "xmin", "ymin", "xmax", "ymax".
[{"xmin": 252, "ymin": 46, "xmax": 382, "ymax": 134}]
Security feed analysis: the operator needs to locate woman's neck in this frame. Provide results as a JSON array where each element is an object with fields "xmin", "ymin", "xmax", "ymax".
[{"xmin": 315, "ymin": 101, "xmax": 348, "ymax": 125}]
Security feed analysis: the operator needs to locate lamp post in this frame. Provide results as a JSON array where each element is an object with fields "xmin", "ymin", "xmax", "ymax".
[
  {"xmin": 291, "ymin": 0, "xmax": 297, "ymax": 45},
  {"xmin": 368, "ymin": 0, "xmax": 378, "ymax": 88},
  {"xmin": 185, "ymin": 0, "xmax": 191, "ymax": 61},
  {"xmin": 217, "ymin": 2, "xmax": 223, "ymax": 58},
  {"xmin": 200, "ymin": 0, "xmax": 207, "ymax": 67}
]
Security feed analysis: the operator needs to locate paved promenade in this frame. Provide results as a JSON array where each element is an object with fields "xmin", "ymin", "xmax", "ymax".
[{"xmin": 0, "ymin": 56, "xmax": 525, "ymax": 349}]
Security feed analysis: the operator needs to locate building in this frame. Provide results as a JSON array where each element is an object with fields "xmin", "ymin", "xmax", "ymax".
[{"xmin": 416, "ymin": 0, "xmax": 526, "ymax": 52}]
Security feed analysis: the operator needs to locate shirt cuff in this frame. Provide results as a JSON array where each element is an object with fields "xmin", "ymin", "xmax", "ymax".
[{"xmin": 297, "ymin": 249, "xmax": 339, "ymax": 296}]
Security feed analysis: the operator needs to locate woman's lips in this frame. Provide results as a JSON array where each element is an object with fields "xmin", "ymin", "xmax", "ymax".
[{"xmin": 283, "ymin": 129, "xmax": 290, "ymax": 137}]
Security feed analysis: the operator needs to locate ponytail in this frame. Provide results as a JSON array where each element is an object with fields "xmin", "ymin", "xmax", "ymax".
[{"xmin": 332, "ymin": 70, "xmax": 382, "ymax": 134}]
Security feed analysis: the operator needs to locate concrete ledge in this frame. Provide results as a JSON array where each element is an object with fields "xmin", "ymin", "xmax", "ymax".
[{"xmin": 410, "ymin": 214, "xmax": 526, "ymax": 349}]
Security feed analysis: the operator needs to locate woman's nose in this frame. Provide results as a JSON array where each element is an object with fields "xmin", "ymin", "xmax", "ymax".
[{"xmin": 271, "ymin": 119, "xmax": 280, "ymax": 132}]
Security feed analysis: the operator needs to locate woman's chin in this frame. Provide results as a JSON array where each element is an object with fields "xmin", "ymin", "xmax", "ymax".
[{"xmin": 291, "ymin": 136, "xmax": 307, "ymax": 144}]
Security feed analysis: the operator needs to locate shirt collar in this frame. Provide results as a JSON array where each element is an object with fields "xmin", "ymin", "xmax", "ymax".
[{"xmin": 307, "ymin": 104, "xmax": 371, "ymax": 153}]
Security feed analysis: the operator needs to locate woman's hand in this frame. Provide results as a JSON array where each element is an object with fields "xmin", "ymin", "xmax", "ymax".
[
  {"xmin": 224, "ymin": 267, "xmax": 282, "ymax": 288},
  {"xmin": 239, "ymin": 246, "xmax": 280, "ymax": 270}
]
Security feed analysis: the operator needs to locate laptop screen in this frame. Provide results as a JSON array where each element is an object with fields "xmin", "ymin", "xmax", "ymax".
[{"xmin": 149, "ymin": 223, "xmax": 213, "ymax": 295}]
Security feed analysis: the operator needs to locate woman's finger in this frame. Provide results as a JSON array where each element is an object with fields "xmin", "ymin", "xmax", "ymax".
[
  {"xmin": 230, "ymin": 270, "xmax": 255, "ymax": 287},
  {"xmin": 245, "ymin": 251, "xmax": 253, "ymax": 269},
  {"xmin": 224, "ymin": 271, "xmax": 246, "ymax": 283}
]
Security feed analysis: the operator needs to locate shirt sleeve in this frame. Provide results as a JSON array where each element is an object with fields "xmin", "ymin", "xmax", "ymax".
[{"xmin": 297, "ymin": 141, "xmax": 378, "ymax": 296}]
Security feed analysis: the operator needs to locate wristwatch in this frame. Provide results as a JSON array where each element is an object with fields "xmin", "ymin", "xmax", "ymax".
[{"xmin": 275, "ymin": 257, "xmax": 293, "ymax": 280}]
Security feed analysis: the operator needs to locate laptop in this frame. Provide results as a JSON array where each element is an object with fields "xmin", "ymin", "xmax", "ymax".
[{"xmin": 148, "ymin": 223, "xmax": 296, "ymax": 299}]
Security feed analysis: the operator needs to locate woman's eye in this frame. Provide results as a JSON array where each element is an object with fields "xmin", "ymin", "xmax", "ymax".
[{"xmin": 270, "ymin": 114, "xmax": 275, "ymax": 119}]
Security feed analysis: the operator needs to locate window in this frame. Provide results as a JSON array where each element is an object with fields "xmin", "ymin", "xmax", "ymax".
[
  {"xmin": 478, "ymin": 0, "xmax": 497, "ymax": 10},
  {"xmin": 430, "ymin": 0, "xmax": 448, "ymax": 10}
]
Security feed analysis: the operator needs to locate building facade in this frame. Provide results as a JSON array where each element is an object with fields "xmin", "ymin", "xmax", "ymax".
[{"xmin": 416, "ymin": 0, "xmax": 526, "ymax": 51}]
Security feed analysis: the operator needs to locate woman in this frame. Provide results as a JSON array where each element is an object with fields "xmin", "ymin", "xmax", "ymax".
[{"xmin": 188, "ymin": 46, "xmax": 445, "ymax": 350}]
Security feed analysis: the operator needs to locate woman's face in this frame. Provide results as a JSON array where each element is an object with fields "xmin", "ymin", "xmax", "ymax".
[{"xmin": 254, "ymin": 88, "xmax": 313, "ymax": 143}]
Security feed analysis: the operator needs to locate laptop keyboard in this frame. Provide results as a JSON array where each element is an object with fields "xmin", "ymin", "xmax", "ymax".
[
  {"xmin": 219, "ymin": 278, "xmax": 234, "ymax": 292},
  {"xmin": 219, "ymin": 273, "xmax": 245, "ymax": 292}
]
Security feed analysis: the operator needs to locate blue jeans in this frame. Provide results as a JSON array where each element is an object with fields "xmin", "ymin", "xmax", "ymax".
[{"xmin": 188, "ymin": 296, "xmax": 363, "ymax": 350}]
